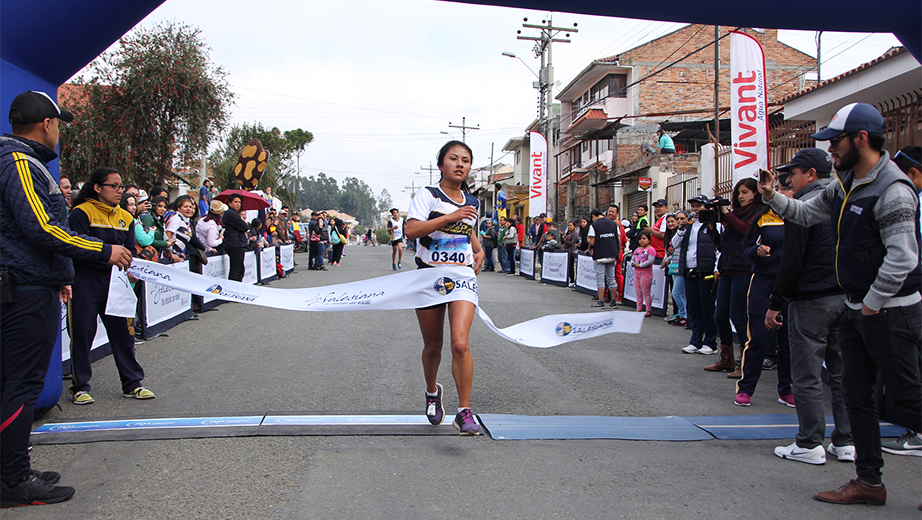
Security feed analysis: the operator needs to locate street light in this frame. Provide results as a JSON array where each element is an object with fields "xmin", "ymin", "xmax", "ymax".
[{"xmin": 502, "ymin": 51, "xmax": 540, "ymax": 80}]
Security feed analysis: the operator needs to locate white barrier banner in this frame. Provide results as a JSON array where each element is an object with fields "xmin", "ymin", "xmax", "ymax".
[
  {"xmin": 61, "ymin": 303, "xmax": 108, "ymax": 362},
  {"xmin": 144, "ymin": 261, "xmax": 193, "ymax": 326},
  {"xmin": 128, "ymin": 259, "xmax": 642, "ymax": 348},
  {"xmin": 202, "ymin": 255, "xmax": 228, "ymax": 304},
  {"xmin": 519, "ymin": 249, "xmax": 535, "ymax": 278},
  {"xmin": 260, "ymin": 246, "xmax": 277, "ymax": 282},
  {"xmin": 575, "ymin": 254, "xmax": 596, "ymax": 292},
  {"xmin": 243, "ymin": 251, "xmax": 258, "ymax": 285},
  {"xmin": 623, "ymin": 263, "xmax": 666, "ymax": 309},
  {"xmin": 280, "ymin": 244, "xmax": 295, "ymax": 271},
  {"xmin": 541, "ymin": 251, "xmax": 568, "ymax": 284}
]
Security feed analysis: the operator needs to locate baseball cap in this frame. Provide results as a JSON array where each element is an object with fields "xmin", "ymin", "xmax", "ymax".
[
  {"xmin": 776, "ymin": 148, "xmax": 833, "ymax": 176},
  {"xmin": 653, "ymin": 198, "xmax": 667, "ymax": 207},
  {"xmin": 9, "ymin": 91, "xmax": 74, "ymax": 125},
  {"xmin": 138, "ymin": 189, "xmax": 150, "ymax": 203},
  {"xmin": 811, "ymin": 102, "xmax": 884, "ymax": 141},
  {"xmin": 687, "ymin": 194, "xmax": 709, "ymax": 204}
]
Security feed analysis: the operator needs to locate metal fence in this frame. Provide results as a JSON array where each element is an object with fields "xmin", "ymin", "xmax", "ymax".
[
  {"xmin": 878, "ymin": 90, "xmax": 921, "ymax": 153},
  {"xmin": 666, "ymin": 170, "xmax": 700, "ymax": 212}
]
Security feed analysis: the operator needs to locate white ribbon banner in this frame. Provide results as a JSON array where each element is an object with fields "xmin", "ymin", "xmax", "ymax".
[{"xmin": 127, "ymin": 259, "xmax": 642, "ymax": 348}]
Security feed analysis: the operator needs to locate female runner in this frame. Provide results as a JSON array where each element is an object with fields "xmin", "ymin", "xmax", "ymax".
[{"xmin": 404, "ymin": 141, "xmax": 484, "ymax": 435}]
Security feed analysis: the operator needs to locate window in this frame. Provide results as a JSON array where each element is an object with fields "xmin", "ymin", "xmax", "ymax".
[{"xmin": 608, "ymin": 74, "xmax": 627, "ymax": 98}]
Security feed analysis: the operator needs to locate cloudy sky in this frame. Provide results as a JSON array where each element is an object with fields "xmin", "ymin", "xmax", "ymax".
[{"xmin": 76, "ymin": 0, "xmax": 903, "ymax": 210}]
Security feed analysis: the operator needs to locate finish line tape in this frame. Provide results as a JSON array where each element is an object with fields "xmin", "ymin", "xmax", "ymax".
[{"xmin": 126, "ymin": 259, "xmax": 642, "ymax": 348}]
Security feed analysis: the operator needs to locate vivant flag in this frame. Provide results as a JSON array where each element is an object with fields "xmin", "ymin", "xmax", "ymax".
[
  {"xmin": 126, "ymin": 259, "xmax": 643, "ymax": 348},
  {"xmin": 730, "ymin": 31, "xmax": 770, "ymax": 187},
  {"xmin": 528, "ymin": 131, "xmax": 547, "ymax": 218}
]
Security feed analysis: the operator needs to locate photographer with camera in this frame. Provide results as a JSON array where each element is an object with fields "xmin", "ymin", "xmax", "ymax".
[
  {"xmin": 705, "ymin": 179, "xmax": 765, "ymax": 374},
  {"xmin": 672, "ymin": 195, "xmax": 721, "ymax": 355}
]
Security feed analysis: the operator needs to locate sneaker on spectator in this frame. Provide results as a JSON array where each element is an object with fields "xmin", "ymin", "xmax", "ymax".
[
  {"xmin": 664, "ymin": 314, "xmax": 676, "ymax": 323},
  {"xmin": 72, "ymin": 391, "xmax": 94, "ymax": 405},
  {"xmin": 425, "ymin": 383, "xmax": 444, "ymax": 425},
  {"xmin": 0, "ymin": 474, "xmax": 75, "ymax": 508},
  {"xmin": 881, "ymin": 430, "xmax": 922, "ymax": 456},
  {"xmin": 591, "ymin": 301, "xmax": 605, "ymax": 308},
  {"xmin": 609, "ymin": 301, "xmax": 618, "ymax": 308},
  {"xmin": 122, "ymin": 387, "xmax": 155, "ymax": 399},
  {"xmin": 452, "ymin": 408, "xmax": 481, "ymax": 436},
  {"xmin": 827, "ymin": 443, "xmax": 856, "ymax": 462},
  {"xmin": 734, "ymin": 393, "xmax": 751, "ymax": 406},
  {"xmin": 774, "ymin": 442, "xmax": 826, "ymax": 465},
  {"xmin": 30, "ymin": 470, "xmax": 60, "ymax": 485},
  {"xmin": 778, "ymin": 394, "xmax": 795, "ymax": 408},
  {"xmin": 763, "ymin": 358, "xmax": 777, "ymax": 370},
  {"xmin": 682, "ymin": 344, "xmax": 699, "ymax": 354},
  {"xmin": 697, "ymin": 345, "xmax": 717, "ymax": 355}
]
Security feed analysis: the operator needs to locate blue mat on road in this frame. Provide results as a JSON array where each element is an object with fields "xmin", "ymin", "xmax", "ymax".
[
  {"xmin": 684, "ymin": 414, "xmax": 907, "ymax": 440},
  {"xmin": 477, "ymin": 414, "xmax": 712, "ymax": 441}
]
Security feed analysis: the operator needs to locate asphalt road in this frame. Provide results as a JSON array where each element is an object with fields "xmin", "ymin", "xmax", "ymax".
[{"xmin": 16, "ymin": 245, "xmax": 922, "ymax": 519}]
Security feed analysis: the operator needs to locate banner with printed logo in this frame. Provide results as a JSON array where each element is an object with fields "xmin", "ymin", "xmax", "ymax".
[
  {"xmin": 519, "ymin": 248, "xmax": 535, "ymax": 279},
  {"xmin": 61, "ymin": 302, "xmax": 109, "ymax": 364},
  {"xmin": 127, "ymin": 259, "xmax": 643, "ymax": 348},
  {"xmin": 730, "ymin": 31, "xmax": 770, "ymax": 187},
  {"xmin": 574, "ymin": 253, "xmax": 597, "ymax": 295},
  {"xmin": 201, "ymin": 254, "xmax": 228, "ymax": 311},
  {"xmin": 280, "ymin": 244, "xmax": 295, "ymax": 274},
  {"xmin": 260, "ymin": 246, "xmax": 277, "ymax": 283},
  {"xmin": 528, "ymin": 131, "xmax": 547, "ymax": 218},
  {"xmin": 622, "ymin": 262, "xmax": 667, "ymax": 315},
  {"xmin": 142, "ymin": 261, "xmax": 194, "ymax": 339},
  {"xmin": 243, "ymin": 251, "xmax": 258, "ymax": 285},
  {"xmin": 540, "ymin": 251, "xmax": 569, "ymax": 286}
]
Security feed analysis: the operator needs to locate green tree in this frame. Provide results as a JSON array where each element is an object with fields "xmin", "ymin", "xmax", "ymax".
[
  {"xmin": 298, "ymin": 172, "xmax": 339, "ymax": 212},
  {"xmin": 60, "ymin": 21, "xmax": 233, "ymax": 188},
  {"xmin": 338, "ymin": 177, "xmax": 376, "ymax": 225}
]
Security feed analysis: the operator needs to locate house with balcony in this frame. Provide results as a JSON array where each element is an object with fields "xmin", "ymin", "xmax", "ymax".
[{"xmin": 551, "ymin": 25, "xmax": 816, "ymax": 219}]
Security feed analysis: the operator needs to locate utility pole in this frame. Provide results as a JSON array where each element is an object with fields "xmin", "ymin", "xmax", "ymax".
[
  {"xmin": 516, "ymin": 16, "xmax": 577, "ymax": 220},
  {"xmin": 448, "ymin": 116, "xmax": 480, "ymax": 142},
  {"xmin": 419, "ymin": 162, "xmax": 437, "ymax": 184},
  {"xmin": 404, "ymin": 179, "xmax": 418, "ymax": 199}
]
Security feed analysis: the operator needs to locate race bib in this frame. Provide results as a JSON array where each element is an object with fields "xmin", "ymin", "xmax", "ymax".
[{"xmin": 428, "ymin": 236, "xmax": 471, "ymax": 265}]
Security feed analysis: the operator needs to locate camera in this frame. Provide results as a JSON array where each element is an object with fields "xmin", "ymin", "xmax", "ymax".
[{"xmin": 696, "ymin": 197, "xmax": 731, "ymax": 225}]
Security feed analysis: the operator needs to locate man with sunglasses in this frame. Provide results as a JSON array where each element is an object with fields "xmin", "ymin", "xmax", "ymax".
[
  {"xmin": 758, "ymin": 103, "xmax": 921, "ymax": 507},
  {"xmin": 1, "ymin": 91, "xmax": 133, "ymax": 508}
]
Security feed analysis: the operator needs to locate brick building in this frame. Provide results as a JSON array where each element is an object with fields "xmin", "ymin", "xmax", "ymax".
[{"xmin": 553, "ymin": 25, "xmax": 817, "ymax": 220}]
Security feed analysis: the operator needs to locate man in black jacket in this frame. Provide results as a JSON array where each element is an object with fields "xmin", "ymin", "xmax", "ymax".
[
  {"xmin": 222, "ymin": 193, "xmax": 249, "ymax": 281},
  {"xmin": 1, "ymin": 91, "xmax": 132, "ymax": 508},
  {"xmin": 587, "ymin": 209, "xmax": 620, "ymax": 308},
  {"xmin": 767, "ymin": 148, "xmax": 854, "ymax": 466}
]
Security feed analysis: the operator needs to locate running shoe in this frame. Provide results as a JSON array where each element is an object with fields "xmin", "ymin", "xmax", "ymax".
[
  {"xmin": 30, "ymin": 470, "xmax": 60, "ymax": 485},
  {"xmin": 778, "ymin": 394, "xmax": 795, "ymax": 408},
  {"xmin": 72, "ymin": 391, "xmax": 94, "ymax": 405},
  {"xmin": 827, "ymin": 443, "xmax": 856, "ymax": 462},
  {"xmin": 591, "ymin": 301, "xmax": 605, "ymax": 308},
  {"xmin": 734, "ymin": 393, "xmax": 751, "ymax": 406},
  {"xmin": 0, "ymin": 474, "xmax": 75, "ymax": 508},
  {"xmin": 609, "ymin": 301, "xmax": 618, "ymax": 308},
  {"xmin": 881, "ymin": 430, "xmax": 922, "ymax": 456},
  {"xmin": 697, "ymin": 345, "xmax": 717, "ymax": 355},
  {"xmin": 426, "ymin": 383, "xmax": 445, "ymax": 425},
  {"xmin": 123, "ymin": 387, "xmax": 155, "ymax": 399},
  {"xmin": 452, "ymin": 408, "xmax": 481, "ymax": 435},
  {"xmin": 392, "ymin": 263, "xmax": 397, "ymax": 271},
  {"xmin": 682, "ymin": 344, "xmax": 699, "ymax": 354},
  {"xmin": 763, "ymin": 358, "xmax": 777, "ymax": 370},
  {"xmin": 774, "ymin": 442, "xmax": 826, "ymax": 465},
  {"xmin": 397, "ymin": 262, "xmax": 402, "ymax": 269}
]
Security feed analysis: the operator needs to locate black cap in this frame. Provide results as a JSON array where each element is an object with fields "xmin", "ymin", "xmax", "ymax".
[
  {"xmin": 687, "ymin": 194, "xmax": 709, "ymax": 204},
  {"xmin": 9, "ymin": 91, "xmax": 74, "ymax": 125},
  {"xmin": 776, "ymin": 148, "xmax": 833, "ymax": 175},
  {"xmin": 653, "ymin": 198, "xmax": 667, "ymax": 207}
]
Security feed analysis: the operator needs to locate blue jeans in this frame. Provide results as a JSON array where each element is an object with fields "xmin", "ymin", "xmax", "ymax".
[
  {"xmin": 671, "ymin": 275, "xmax": 687, "ymax": 318},
  {"xmin": 716, "ymin": 273, "xmax": 751, "ymax": 347},
  {"xmin": 316, "ymin": 243, "xmax": 326, "ymax": 267},
  {"xmin": 484, "ymin": 245, "xmax": 495, "ymax": 271},
  {"xmin": 498, "ymin": 244, "xmax": 509, "ymax": 271}
]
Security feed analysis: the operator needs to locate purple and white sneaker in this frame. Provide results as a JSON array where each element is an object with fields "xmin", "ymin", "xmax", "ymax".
[
  {"xmin": 426, "ymin": 383, "xmax": 444, "ymax": 425},
  {"xmin": 452, "ymin": 408, "xmax": 481, "ymax": 436}
]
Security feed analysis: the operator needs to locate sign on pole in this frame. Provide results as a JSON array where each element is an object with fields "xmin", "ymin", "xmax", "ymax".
[
  {"xmin": 528, "ymin": 131, "xmax": 547, "ymax": 218},
  {"xmin": 730, "ymin": 31, "xmax": 770, "ymax": 187}
]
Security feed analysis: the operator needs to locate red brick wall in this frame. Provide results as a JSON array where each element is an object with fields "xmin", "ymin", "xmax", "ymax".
[{"xmin": 616, "ymin": 26, "xmax": 816, "ymax": 115}]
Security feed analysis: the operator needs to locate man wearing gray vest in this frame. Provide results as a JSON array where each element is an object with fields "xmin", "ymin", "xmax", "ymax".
[{"xmin": 758, "ymin": 103, "xmax": 921, "ymax": 507}]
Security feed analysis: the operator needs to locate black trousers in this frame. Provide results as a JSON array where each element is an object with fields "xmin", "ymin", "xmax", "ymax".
[
  {"xmin": 505, "ymin": 245, "xmax": 516, "ymax": 273},
  {"xmin": 69, "ymin": 270, "xmax": 143, "ymax": 394},
  {"xmin": 1, "ymin": 287, "xmax": 60, "ymax": 482},
  {"xmin": 840, "ymin": 301, "xmax": 922, "ymax": 485},
  {"xmin": 227, "ymin": 247, "xmax": 246, "ymax": 282}
]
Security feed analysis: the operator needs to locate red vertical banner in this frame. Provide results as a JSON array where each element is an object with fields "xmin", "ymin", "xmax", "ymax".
[{"xmin": 730, "ymin": 31, "xmax": 770, "ymax": 187}]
